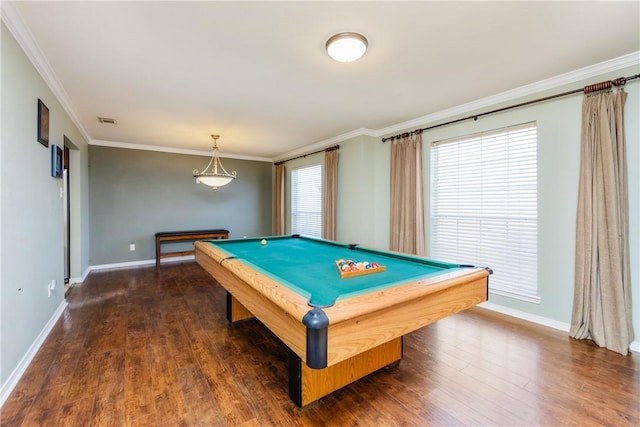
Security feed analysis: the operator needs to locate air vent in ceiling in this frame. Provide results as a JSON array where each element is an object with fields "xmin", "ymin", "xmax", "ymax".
[{"xmin": 97, "ymin": 116, "xmax": 117, "ymax": 125}]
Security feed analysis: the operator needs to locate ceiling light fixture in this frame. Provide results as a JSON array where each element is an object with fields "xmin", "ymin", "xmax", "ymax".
[
  {"xmin": 193, "ymin": 134, "xmax": 237, "ymax": 190},
  {"xmin": 325, "ymin": 32, "xmax": 368, "ymax": 62}
]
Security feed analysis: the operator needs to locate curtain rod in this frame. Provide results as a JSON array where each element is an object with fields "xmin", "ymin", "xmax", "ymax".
[
  {"xmin": 381, "ymin": 73, "xmax": 640, "ymax": 143},
  {"xmin": 273, "ymin": 145, "xmax": 339, "ymax": 166}
]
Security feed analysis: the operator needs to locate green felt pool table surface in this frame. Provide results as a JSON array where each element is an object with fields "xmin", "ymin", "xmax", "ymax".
[{"xmin": 205, "ymin": 235, "xmax": 463, "ymax": 307}]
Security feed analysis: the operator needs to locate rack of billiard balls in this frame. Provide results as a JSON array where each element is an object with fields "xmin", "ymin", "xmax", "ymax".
[{"xmin": 335, "ymin": 259, "xmax": 386, "ymax": 279}]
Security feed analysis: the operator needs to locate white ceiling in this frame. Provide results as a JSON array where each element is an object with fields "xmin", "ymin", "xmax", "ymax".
[{"xmin": 4, "ymin": 1, "xmax": 639, "ymax": 160}]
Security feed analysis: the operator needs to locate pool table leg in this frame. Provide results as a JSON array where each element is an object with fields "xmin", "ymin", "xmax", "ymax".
[
  {"xmin": 287, "ymin": 336, "xmax": 404, "ymax": 407},
  {"xmin": 226, "ymin": 292, "xmax": 254, "ymax": 323}
]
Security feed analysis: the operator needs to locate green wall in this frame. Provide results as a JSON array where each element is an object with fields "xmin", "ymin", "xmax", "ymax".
[
  {"xmin": 1, "ymin": 22, "xmax": 90, "ymax": 386},
  {"xmin": 88, "ymin": 146, "xmax": 272, "ymax": 265}
]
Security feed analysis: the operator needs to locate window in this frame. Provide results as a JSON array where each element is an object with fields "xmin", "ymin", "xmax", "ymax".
[
  {"xmin": 430, "ymin": 123, "xmax": 538, "ymax": 302},
  {"xmin": 291, "ymin": 164, "xmax": 322, "ymax": 237}
]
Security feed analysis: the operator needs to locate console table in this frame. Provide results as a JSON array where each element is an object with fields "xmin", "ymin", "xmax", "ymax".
[{"xmin": 155, "ymin": 229, "xmax": 229, "ymax": 267}]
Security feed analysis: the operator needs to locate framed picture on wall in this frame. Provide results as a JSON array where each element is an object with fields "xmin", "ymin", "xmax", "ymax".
[
  {"xmin": 51, "ymin": 144, "xmax": 63, "ymax": 178},
  {"xmin": 37, "ymin": 99, "xmax": 50, "ymax": 147}
]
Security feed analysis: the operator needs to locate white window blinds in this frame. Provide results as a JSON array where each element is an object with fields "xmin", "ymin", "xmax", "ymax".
[
  {"xmin": 430, "ymin": 123, "xmax": 539, "ymax": 302},
  {"xmin": 291, "ymin": 164, "xmax": 322, "ymax": 238}
]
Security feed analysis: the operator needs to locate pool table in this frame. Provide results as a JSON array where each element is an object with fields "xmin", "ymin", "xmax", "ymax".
[{"xmin": 195, "ymin": 234, "xmax": 490, "ymax": 407}]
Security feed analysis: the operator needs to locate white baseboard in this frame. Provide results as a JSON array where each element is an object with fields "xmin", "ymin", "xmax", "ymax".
[
  {"xmin": 68, "ymin": 269, "xmax": 88, "ymax": 285},
  {"xmin": 479, "ymin": 301, "xmax": 571, "ymax": 332},
  {"xmin": 88, "ymin": 255, "xmax": 195, "ymax": 272},
  {"xmin": 479, "ymin": 301, "xmax": 639, "ymax": 353},
  {"xmin": 0, "ymin": 299, "xmax": 68, "ymax": 406}
]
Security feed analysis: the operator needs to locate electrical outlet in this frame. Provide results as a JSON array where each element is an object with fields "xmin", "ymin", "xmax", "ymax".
[
  {"xmin": 130, "ymin": 242, "xmax": 135, "ymax": 251},
  {"xmin": 47, "ymin": 280, "xmax": 55, "ymax": 297}
]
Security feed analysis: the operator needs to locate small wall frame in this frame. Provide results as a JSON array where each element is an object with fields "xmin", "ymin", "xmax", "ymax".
[
  {"xmin": 37, "ymin": 99, "xmax": 50, "ymax": 147},
  {"xmin": 51, "ymin": 144, "xmax": 63, "ymax": 178}
]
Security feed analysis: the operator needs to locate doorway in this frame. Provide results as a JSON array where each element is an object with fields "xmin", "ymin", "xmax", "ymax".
[{"xmin": 63, "ymin": 139, "xmax": 71, "ymax": 284}]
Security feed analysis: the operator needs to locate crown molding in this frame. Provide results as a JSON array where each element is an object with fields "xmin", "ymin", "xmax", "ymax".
[
  {"xmin": 273, "ymin": 128, "xmax": 378, "ymax": 162},
  {"xmin": 89, "ymin": 140, "xmax": 272, "ymax": 163},
  {"xmin": 374, "ymin": 52, "xmax": 640, "ymax": 139},
  {"xmin": 1, "ymin": 1, "xmax": 92, "ymax": 144}
]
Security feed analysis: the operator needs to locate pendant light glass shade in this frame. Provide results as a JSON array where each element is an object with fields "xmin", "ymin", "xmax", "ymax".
[{"xmin": 193, "ymin": 135, "xmax": 237, "ymax": 190}]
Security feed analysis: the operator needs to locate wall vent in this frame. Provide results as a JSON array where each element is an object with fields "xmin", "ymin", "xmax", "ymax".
[{"xmin": 97, "ymin": 117, "xmax": 117, "ymax": 125}]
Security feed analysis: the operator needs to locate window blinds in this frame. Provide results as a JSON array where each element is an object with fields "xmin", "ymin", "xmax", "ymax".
[
  {"xmin": 291, "ymin": 164, "xmax": 322, "ymax": 238},
  {"xmin": 430, "ymin": 123, "xmax": 539, "ymax": 302}
]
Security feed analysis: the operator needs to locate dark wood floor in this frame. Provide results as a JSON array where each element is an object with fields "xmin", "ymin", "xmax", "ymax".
[{"xmin": 1, "ymin": 261, "xmax": 638, "ymax": 426}]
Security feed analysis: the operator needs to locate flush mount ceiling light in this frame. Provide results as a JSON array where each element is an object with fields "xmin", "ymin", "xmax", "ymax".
[
  {"xmin": 325, "ymin": 32, "xmax": 368, "ymax": 62},
  {"xmin": 193, "ymin": 134, "xmax": 237, "ymax": 190}
]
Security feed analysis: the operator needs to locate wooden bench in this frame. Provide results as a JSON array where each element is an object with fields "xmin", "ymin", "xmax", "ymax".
[{"xmin": 155, "ymin": 229, "xmax": 229, "ymax": 267}]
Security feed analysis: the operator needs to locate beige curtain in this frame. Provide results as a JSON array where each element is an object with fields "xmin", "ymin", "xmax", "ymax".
[
  {"xmin": 273, "ymin": 164, "xmax": 285, "ymax": 235},
  {"xmin": 389, "ymin": 132, "xmax": 425, "ymax": 255},
  {"xmin": 570, "ymin": 89, "xmax": 633, "ymax": 355},
  {"xmin": 322, "ymin": 149, "xmax": 339, "ymax": 240}
]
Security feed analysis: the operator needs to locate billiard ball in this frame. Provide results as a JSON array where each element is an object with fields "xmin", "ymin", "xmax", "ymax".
[{"xmin": 261, "ymin": 239, "xmax": 267, "ymax": 245}]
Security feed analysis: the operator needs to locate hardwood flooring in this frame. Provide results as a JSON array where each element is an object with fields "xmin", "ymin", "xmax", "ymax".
[{"xmin": 1, "ymin": 261, "xmax": 638, "ymax": 426}]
